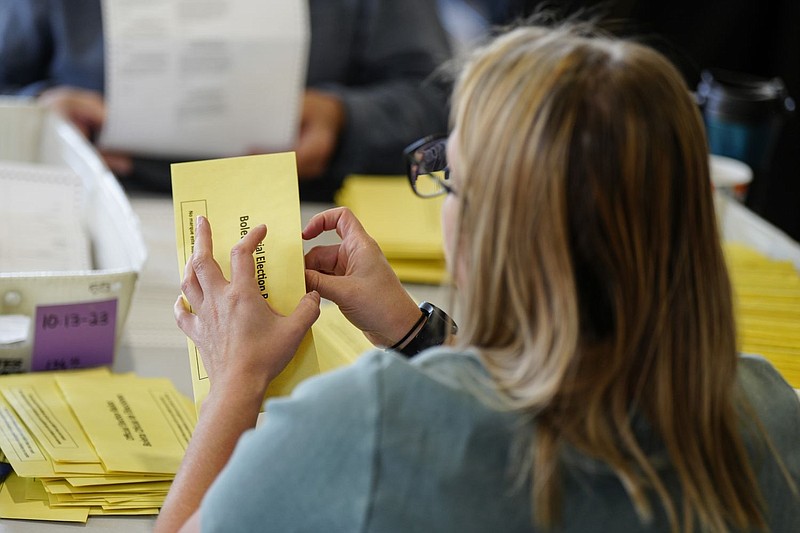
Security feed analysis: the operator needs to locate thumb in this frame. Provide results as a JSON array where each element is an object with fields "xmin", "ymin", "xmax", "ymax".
[
  {"xmin": 290, "ymin": 290, "xmax": 321, "ymax": 332},
  {"xmin": 305, "ymin": 269, "xmax": 346, "ymax": 304}
]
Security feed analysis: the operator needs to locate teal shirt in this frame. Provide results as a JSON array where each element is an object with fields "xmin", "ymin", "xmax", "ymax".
[{"xmin": 201, "ymin": 349, "xmax": 800, "ymax": 532}]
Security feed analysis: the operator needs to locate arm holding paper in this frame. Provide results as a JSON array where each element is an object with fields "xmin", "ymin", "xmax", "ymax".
[
  {"xmin": 157, "ymin": 217, "xmax": 321, "ymax": 533},
  {"xmin": 158, "ymin": 209, "xmax": 426, "ymax": 532},
  {"xmin": 1, "ymin": 0, "xmax": 451, "ymax": 201}
]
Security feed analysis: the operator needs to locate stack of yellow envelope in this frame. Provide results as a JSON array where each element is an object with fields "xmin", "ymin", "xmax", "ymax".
[
  {"xmin": 313, "ymin": 303, "xmax": 376, "ymax": 372},
  {"xmin": 724, "ymin": 242, "xmax": 800, "ymax": 387},
  {"xmin": 336, "ymin": 175, "xmax": 448, "ymax": 284},
  {"xmin": 0, "ymin": 367, "xmax": 195, "ymax": 523}
]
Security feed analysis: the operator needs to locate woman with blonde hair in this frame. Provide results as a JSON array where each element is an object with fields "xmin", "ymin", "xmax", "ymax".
[{"xmin": 156, "ymin": 24, "xmax": 800, "ymax": 532}]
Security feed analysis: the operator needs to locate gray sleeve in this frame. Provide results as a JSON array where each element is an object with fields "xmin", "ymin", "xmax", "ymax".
[
  {"xmin": 318, "ymin": 0, "xmax": 453, "ymax": 184},
  {"xmin": 200, "ymin": 351, "xmax": 389, "ymax": 533},
  {"xmin": 0, "ymin": 0, "xmax": 54, "ymax": 96}
]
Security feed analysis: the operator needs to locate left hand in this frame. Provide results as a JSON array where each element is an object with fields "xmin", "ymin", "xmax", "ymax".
[
  {"xmin": 303, "ymin": 207, "xmax": 420, "ymax": 347},
  {"xmin": 295, "ymin": 89, "xmax": 345, "ymax": 181},
  {"xmin": 174, "ymin": 216, "xmax": 321, "ymax": 400},
  {"xmin": 38, "ymin": 86, "xmax": 134, "ymax": 177}
]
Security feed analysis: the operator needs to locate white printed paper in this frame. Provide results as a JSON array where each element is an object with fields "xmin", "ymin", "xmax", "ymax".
[
  {"xmin": 99, "ymin": 0, "xmax": 309, "ymax": 159},
  {"xmin": 0, "ymin": 315, "xmax": 30, "ymax": 345},
  {"xmin": 0, "ymin": 162, "xmax": 91, "ymax": 272}
]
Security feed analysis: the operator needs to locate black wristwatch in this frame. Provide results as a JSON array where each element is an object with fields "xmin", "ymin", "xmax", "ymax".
[{"xmin": 393, "ymin": 301, "xmax": 458, "ymax": 358}]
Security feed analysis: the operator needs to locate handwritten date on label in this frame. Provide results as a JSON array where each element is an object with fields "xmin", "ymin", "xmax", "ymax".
[{"xmin": 32, "ymin": 299, "xmax": 118, "ymax": 371}]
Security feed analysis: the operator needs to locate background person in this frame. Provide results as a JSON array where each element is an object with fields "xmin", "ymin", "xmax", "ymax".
[
  {"xmin": 0, "ymin": 0, "xmax": 452, "ymax": 202},
  {"xmin": 158, "ymin": 23, "xmax": 800, "ymax": 532}
]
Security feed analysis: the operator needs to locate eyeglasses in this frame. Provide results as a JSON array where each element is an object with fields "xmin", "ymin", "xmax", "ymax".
[{"xmin": 403, "ymin": 134, "xmax": 455, "ymax": 198}]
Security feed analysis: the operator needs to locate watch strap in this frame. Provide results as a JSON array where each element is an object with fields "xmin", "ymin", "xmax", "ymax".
[{"xmin": 396, "ymin": 301, "xmax": 458, "ymax": 358}]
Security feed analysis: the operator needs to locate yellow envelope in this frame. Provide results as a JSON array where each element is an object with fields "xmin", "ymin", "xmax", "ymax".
[
  {"xmin": 44, "ymin": 479, "xmax": 171, "ymax": 494},
  {"xmin": 0, "ymin": 375, "xmax": 103, "ymax": 466},
  {"xmin": 0, "ymin": 369, "xmax": 108, "ymax": 464},
  {"xmin": 24, "ymin": 477, "xmax": 49, "ymax": 501},
  {"xmin": 66, "ymin": 474, "xmax": 173, "ymax": 487},
  {"xmin": 171, "ymin": 153, "xmax": 319, "ymax": 413},
  {"xmin": 0, "ymin": 472, "xmax": 89, "ymax": 522},
  {"xmin": 724, "ymin": 242, "xmax": 800, "ymax": 387},
  {"xmin": 102, "ymin": 502, "xmax": 161, "ymax": 510},
  {"xmin": 0, "ymin": 395, "xmax": 56, "ymax": 478},
  {"xmin": 313, "ymin": 303, "xmax": 375, "ymax": 372},
  {"xmin": 52, "ymin": 461, "xmax": 105, "ymax": 475},
  {"xmin": 55, "ymin": 374, "xmax": 196, "ymax": 474},
  {"xmin": 388, "ymin": 258, "xmax": 448, "ymax": 285},
  {"xmin": 336, "ymin": 175, "xmax": 444, "ymax": 258},
  {"xmin": 89, "ymin": 507, "xmax": 159, "ymax": 515}
]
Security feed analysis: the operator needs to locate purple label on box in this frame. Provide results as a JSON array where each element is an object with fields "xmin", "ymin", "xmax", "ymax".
[{"xmin": 31, "ymin": 299, "xmax": 118, "ymax": 371}]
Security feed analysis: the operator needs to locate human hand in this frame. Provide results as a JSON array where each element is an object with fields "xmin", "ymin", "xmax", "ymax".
[
  {"xmin": 38, "ymin": 86, "xmax": 133, "ymax": 176},
  {"xmin": 303, "ymin": 207, "xmax": 421, "ymax": 347},
  {"xmin": 38, "ymin": 86, "xmax": 104, "ymax": 139},
  {"xmin": 295, "ymin": 89, "xmax": 345, "ymax": 181},
  {"xmin": 175, "ymin": 216, "xmax": 321, "ymax": 400}
]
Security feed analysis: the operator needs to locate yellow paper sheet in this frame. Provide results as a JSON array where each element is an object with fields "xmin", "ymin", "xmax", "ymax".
[
  {"xmin": 0, "ymin": 473, "xmax": 89, "ymax": 522},
  {"xmin": 55, "ymin": 374, "xmax": 196, "ymax": 474},
  {"xmin": 171, "ymin": 153, "xmax": 319, "ymax": 413},
  {"xmin": 313, "ymin": 303, "xmax": 375, "ymax": 372}
]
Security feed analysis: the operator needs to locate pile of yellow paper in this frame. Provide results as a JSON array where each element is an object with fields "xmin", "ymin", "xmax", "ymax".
[
  {"xmin": 724, "ymin": 242, "xmax": 800, "ymax": 387},
  {"xmin": 336, "ymin": 175, "xmax": 448, "ymax": 284},
  {"xmin": 313, "ymin": 303, "xmax": 375, "ymax": 372},
  {"xmin": 0, "ymin": 367, "xmax": 196, "ymax": 523}
]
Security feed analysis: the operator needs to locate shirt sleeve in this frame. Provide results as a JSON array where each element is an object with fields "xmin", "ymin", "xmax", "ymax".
[
  {"xmin": 0, "ymin": 0, "xmax": 53, "ymax": 96},
  {"xmin": 307, "ymin": 0, "xmax": 453, "ymax": 194},
  {"xmin": 200, "ymin": 351, "xmax": 390, "ymax": 533}
]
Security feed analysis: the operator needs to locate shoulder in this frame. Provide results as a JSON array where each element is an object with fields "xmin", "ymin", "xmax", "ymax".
[
  {"xmin": 737, "ymin": 354, "xmax": 800, "ymax": 425},
  {"xmin": 199, "ymin": 351, "xmax": 392, "ymax": 531},
  {"xmin": 285, "ymin": 347, "xmax": 498, "ymax": 417},
  {"xmin": 736, "ymin": 355, "xmax": 800, "ymax": 524},
  {"xmin": 200, "ymin": 349, "xmax": 496, "ymax": 532},
  {"xmin": 736, "ymin": 354, "xmax": 800, "ymax": 454},
  {"xmin": 737, "ymin": 354, "xmax": 800, "ymax": 453}
]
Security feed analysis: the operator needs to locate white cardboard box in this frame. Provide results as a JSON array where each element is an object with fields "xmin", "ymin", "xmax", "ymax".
[{"xmin": 0, "ymin": 102, "xmax": 146, "ymax": 372}]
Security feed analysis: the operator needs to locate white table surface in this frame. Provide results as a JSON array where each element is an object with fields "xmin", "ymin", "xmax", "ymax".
[{"xmin": 0, "ymin": 192, "xmax": 447, "ymax": 532}]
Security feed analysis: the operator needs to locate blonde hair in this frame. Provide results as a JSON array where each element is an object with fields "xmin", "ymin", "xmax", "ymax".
[{"xmin": 450, "ymin": 25, "xmax": 772, "ymax": 531}]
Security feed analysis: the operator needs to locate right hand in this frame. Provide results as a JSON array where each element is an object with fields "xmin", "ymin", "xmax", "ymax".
[
  {"xmin": 294, "ymin": 89, "xmax": 345, "ymax": 181},
  {"xmin": 38, "ymin": 86, "xmax": 133, "ymax": 177},
  {"xmin": 303, "ymin": 207, "xmax": 421, "ymax": 347}
]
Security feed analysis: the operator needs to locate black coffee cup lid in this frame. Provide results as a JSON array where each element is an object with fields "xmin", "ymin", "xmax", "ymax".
[{"xmin": 697, "ymin": 69, "xmax": 794, "ymax": 122}]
